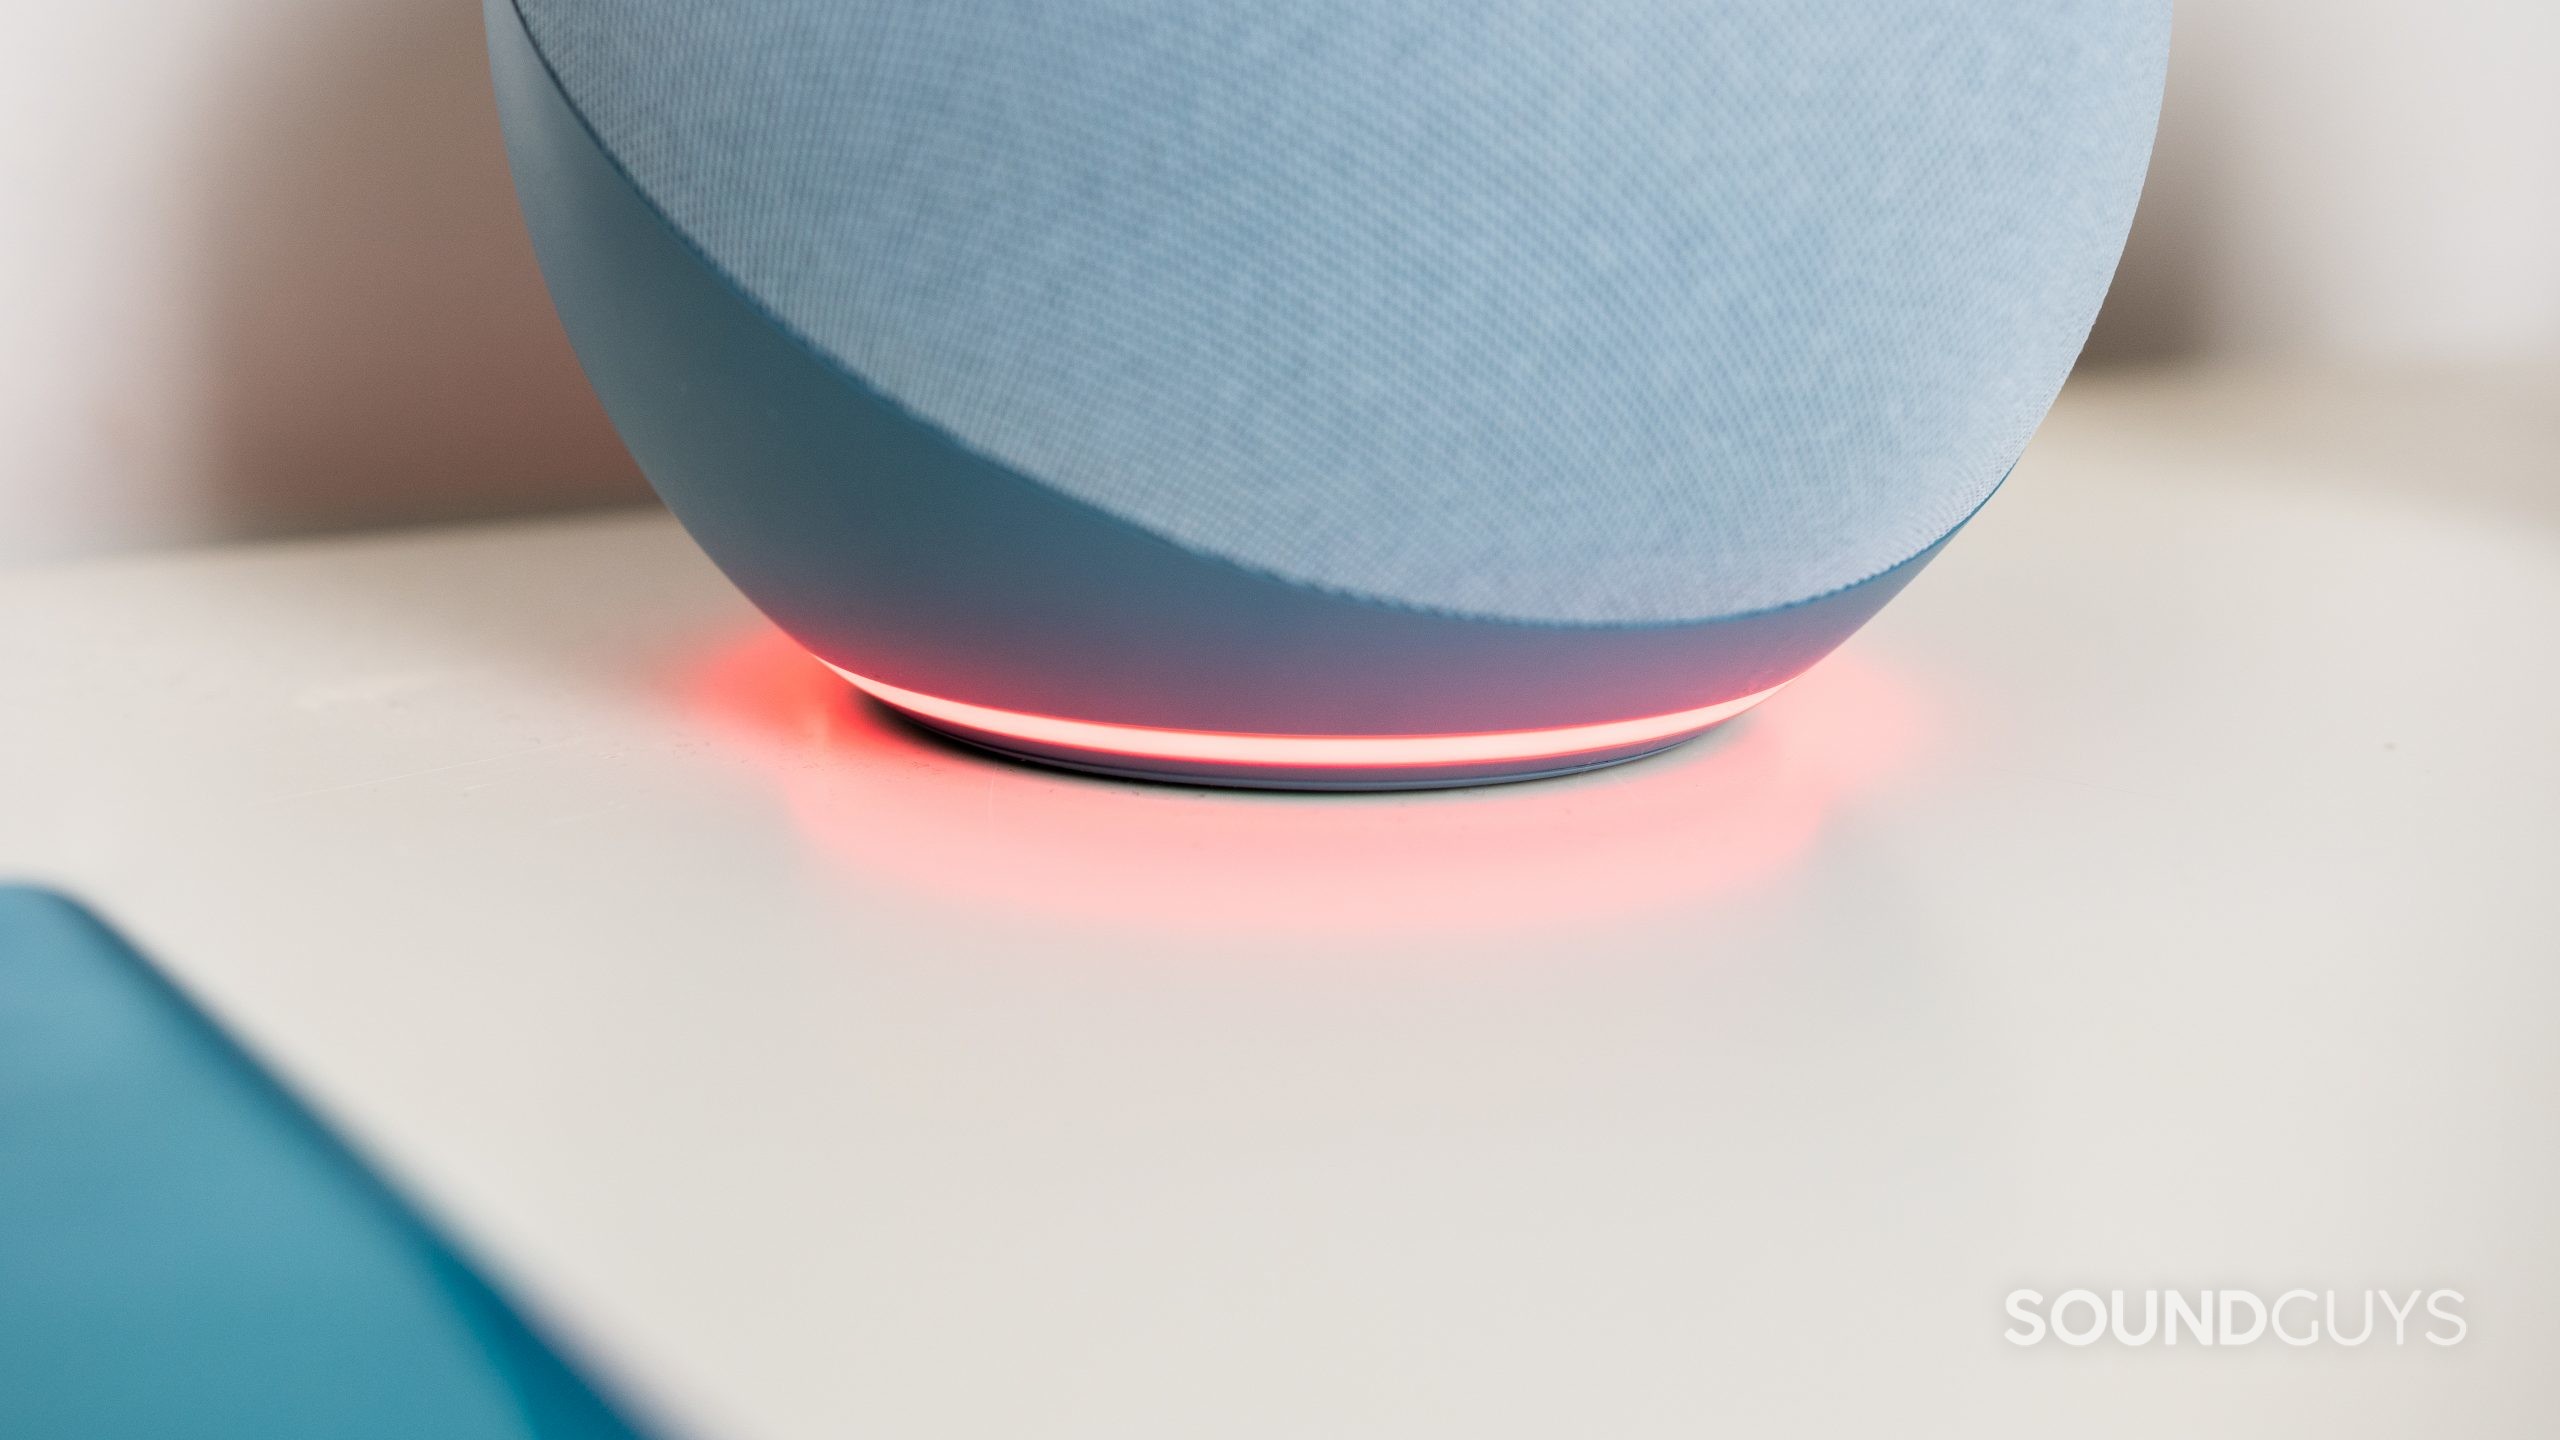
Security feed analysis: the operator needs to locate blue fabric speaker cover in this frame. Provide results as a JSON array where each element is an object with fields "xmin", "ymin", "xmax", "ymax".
[
  {"xmin": 491, "ymin": 0, "xmax": 2165, "ymax": 782},
  {"xmin": 506, "ymin": 0, "xmax": 2167, "ymax": 625}
]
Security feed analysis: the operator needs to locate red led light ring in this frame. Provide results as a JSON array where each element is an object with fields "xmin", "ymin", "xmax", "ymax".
[{"xmin": 825, "ymin": 662, "xmax": 1783, "ymax": 770}]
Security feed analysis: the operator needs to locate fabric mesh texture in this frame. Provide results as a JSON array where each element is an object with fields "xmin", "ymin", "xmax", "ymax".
[{"xmin": 514, "ymin": 0, "xmax": 2168, "ymax": 624}]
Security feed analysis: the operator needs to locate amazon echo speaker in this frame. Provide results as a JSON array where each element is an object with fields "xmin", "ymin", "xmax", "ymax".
[{"xmin": 487, "ymin": 1, "xmax": 2169, "ymax": 788}]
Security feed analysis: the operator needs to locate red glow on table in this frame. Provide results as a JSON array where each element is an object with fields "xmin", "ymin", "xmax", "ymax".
[{"xmin": 679, "ymin": 628, "xmax": 1935, "ymax": 942}]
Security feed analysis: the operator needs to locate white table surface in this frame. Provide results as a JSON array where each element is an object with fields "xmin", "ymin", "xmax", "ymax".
[{"xmin": 4, "ymin": 365, "xmax": 2557, "ymax": 1436}]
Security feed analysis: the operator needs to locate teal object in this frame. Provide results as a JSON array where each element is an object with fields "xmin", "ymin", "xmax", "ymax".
[{"xmin": 0, "ymin": 888, "xmax": 654, "ymax": 1440}]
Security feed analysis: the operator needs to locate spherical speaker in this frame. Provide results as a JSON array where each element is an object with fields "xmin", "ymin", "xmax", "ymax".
[{"xmin": 487, "ymin": 0, "xmax": 2169, "ymax": 788}]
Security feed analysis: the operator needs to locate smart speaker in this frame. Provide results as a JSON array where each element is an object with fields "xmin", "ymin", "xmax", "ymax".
[{"xmin": 488, "ymin": 0, "xmax": 2169, "ymax": 788}]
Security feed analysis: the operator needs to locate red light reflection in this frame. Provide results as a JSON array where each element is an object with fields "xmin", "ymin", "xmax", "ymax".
[
  {"xmin": 680, "ymin": 628, "xmax": 1934, "ymax": 940},
  {"xmin": 829, "ymin": 664, "xmax": 1782, "ymax": 775}
]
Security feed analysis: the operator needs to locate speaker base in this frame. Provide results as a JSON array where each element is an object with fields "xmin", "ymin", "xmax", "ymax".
[{"xmin": 828, "ymin": 663, "xmax": 1778, "ymax": 791}]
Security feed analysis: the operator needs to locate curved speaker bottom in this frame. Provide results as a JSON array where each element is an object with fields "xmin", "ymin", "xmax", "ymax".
[{"xmin": 831, "ymin": 662, "xmax": 1779, "ymax": 789}]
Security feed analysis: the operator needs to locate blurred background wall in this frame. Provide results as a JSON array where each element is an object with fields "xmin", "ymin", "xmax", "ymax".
[
  {"xmin": 4, "ymin": 0, "xmax": 2554, "ymax": 568},
  {"xmin": 0, "ymin": 0, "xmax": 644, "ymax": 568},
  {"xmin": 2087, "ymin": 0, "xmax": 2560, "ymax": 366}
]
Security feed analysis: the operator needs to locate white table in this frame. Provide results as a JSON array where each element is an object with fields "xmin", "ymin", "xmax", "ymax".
[{"xmin": 5, "ymin": 365, "xmax": 2556, "ymax": 1436}]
